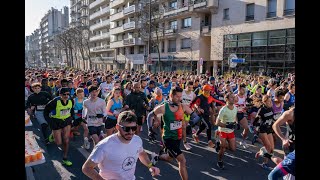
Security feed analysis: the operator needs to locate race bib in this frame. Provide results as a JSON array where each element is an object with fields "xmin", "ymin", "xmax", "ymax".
[
  {"xmin": 170, "ymin": 121, "xmax": 182, "ymax": 130},
  {"xmin": 60, "ymin": 109, "xmax": 70, "ymax": 116},
  {"xmin": 37, "ymin": 105, "xmax": 45, "ymax": 110},
  {"xmin": 219, "ymin": 97, "xmax": 224, "ymax": 101},
  {"xmin": 265, "ymin": 119, "xmax": 273, "ymax": 126},
  {"xmin": 74, "ymin": 110, "xmax": 78, "ymax": 113}
]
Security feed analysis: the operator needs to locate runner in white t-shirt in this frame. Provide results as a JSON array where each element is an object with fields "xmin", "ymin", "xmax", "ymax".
[
  {"xmin": 82, "ymin": 111, "xmax": 160, "ymax": 180},
  {"xmin": 99, "ymin": 75, "xmax": 114, "ymax": 99}
]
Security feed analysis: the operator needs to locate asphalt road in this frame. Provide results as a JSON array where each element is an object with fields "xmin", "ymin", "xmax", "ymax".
[{"xmin": 26, "ymin": 117, "xmax": 285, "ymax": 180}]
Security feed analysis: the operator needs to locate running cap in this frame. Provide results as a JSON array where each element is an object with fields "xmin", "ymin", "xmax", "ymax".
[{"xmin": 202, "ymin": 85, "xmax": 212, "ymax": 91}]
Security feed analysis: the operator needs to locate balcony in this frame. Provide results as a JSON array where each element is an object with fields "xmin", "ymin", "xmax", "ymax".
[
  {"xmin": 123, "ymin": 38, "xmax": 144, "ymax": 46},
  {"xmin": 89, "ymin": 0, "xmax": 106, "ymax": 9},
  {"xmin": 90, "ymin": 6, "xmax": 110, "ymax": 20},
  {"xmin": 110, "ymin": 11, "xmax": 124, "ymax": 21},
  {"xmin": 90, "ymin": 19, "xmax": 110, "ymax": 31},
  {"xmin": 123, "ymin": 21, "xmax": 135, "ymax": 30},
  {"xmin": 245, "ymin": 15, "xmax": 254, "ymax": 21},
  {"xmin": 123, "ymin": 5, "xmax": 136, "ymax": 15},
  {"xmin": 110, "ymin": 0, "xmax": 125, "ymax": 8},
  {"xmin": 110, "ymin": 40, "xmax": 123, "ymax": 48},
  {"xmin": 110, "ymin": 25, "xmax": 123, "ymax": 35},
  {"xmin": 90, "ymin": 45, "xmax": 112, "ymax": 52},
  {"xmin": 164, "ymin": 26, "xmax": 178, "ymax": 37},
  {"xmin": 163, "ymin": 6, "xmax": 189, "ymax": 17},
  {"xmin": 89, "ymin": 32, "xmax": 110, "ymax": 41},
  {"xmin": 193, "ymin": 0, "xmax": 207, "ymax": 9},
  {"xmin": 127, "ymin": 54, "xmax": 145, "ymax": 64},
  {"xmin": 283, "ymin": 9, "xmax": 295, "ymax": 16}
]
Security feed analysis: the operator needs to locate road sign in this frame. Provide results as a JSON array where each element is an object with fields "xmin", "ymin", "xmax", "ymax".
[
  {"xmin": 231, "ymin": 58, "xmax": 245, "ymax": 63},
  {"xmin": 200, "ymin": 58, "xmax": 203, "ymax": 66}
]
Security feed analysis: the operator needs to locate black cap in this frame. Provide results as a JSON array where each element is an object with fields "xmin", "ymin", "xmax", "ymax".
[
  {"xmin": 59, "ymin": 87, "xmax": 70, "ymax": 94},
  {"xmin": 149, "ymin": 80, "xmax": 155, "ymax": 85}
]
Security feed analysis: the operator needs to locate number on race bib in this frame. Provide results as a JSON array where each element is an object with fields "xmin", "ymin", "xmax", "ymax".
[
  {"xmin": 60, "ymin": 109, "xmax": 70, "ymax": 116},
  {"xmin": 37, "ymin": 105, "xmax": 45, "ymax": 110},
  {"xmin": 170, "ymin": 121, "xmax": 182, "ymax": 130}
]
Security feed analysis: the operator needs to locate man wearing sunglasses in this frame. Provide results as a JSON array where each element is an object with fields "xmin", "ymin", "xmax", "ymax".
[
  {"xmin": 82, "ymin": 111, "xmax": 160, "ymax": 180},
  {"xmin": 44, "ymin": 87, "xmax": 75, "ymax": 166}
]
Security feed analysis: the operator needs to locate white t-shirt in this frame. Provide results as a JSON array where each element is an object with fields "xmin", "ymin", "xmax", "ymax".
[
  {"xmin": 217, "ymin": 105, "xmax": 237, "ymax": 133},
  {"xmin": 182, "ymin": 90, "xmax": 195, "ymax": 105},
  {"xmin": 83, "ymin": 98, "xmax": 107, "ymax": 127},
  {"xmin": 99, "ymin": 82, "xmax": 114, "ymax": 98},
  {"xmin": 88, "ymin": 134, "xmax": 143, "ymax": 180}
]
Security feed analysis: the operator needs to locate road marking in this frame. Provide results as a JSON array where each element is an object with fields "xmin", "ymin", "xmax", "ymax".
[
  {"xmin": 52, "ymin": 160, "xmax": 77, "ymax": 179},
  {"xmin": 200, "ymin": 171, "xmax": 228, "ymax": 180},
  {"xmin": 211, "ymin": 167, "xmax": 219, "ymax": 172},
  {"xmin": 181, "ymin": 150, "xmax": 203, "ymax": 157}
]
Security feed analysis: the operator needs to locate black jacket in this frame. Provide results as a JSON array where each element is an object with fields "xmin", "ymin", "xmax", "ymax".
[
  {"xmin": 124, "ymin": 91, "xmax": 148, "ymax": 117},
  {"xmin": 26, "ymin": 91, "xmax": 52, "ymax": 110}
]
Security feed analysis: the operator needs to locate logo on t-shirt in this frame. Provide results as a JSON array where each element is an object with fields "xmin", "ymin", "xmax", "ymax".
[{"xmin": 122, "ymin": 157, "xmax": 135, "ymax": 171}]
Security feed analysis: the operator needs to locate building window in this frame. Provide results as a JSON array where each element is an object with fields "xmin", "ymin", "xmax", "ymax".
[
  {"xmin": 168, "ymin": 40, "xmax": 176, "ymax": 52},
  {"xmin": 169, "ymin": 21, "xmax": 177, "ymax": 29},
  {"xmin": 161, "ymin": 41, "xmax": 165, "ymax": 53},
  {"xmin": 284, "ymin": 0, "xmax": 295, "ymax": 15},
  {"xmin": 223, "ymin": 8, "xmax": 229, "ymax": 20},
  {"xmin": 139, "ymin": 46, "xmax": 144, "ymax": 54},
  {"xmin": 182, "ymin": 17, "xmax": 191, "ymax": 28},
  {"xmin": 268, "ymin": 30, "xmax": 286, "ymax": 45},
  {"xmin": 238, "ymin": 33, "xmax": 251, "ymax": 47},
  {"xmin": 246, "ymin": 3, "xmax": 255, "ymax": 21},
  {"xmin": 253, "ymin": 31, "xmax": 268, "ymax": 46},
  {"xmin": 224, "ymin": 34, "xmax": 237, "ymax": 48},
  {"xmin": 267, "ymin": 0, "xmax": 277, "ymax": 18},
  {"xmin": 169, "ymin": 1, "xmax": 177, "ymax": 9},
  {"xmin": 286, "ymin": 28, "xmax": 295, "ymax": 44},
  {"xmin": 130, "ymin": 47, "xmax": 134, "ymax": 54},
  {"xmin": 181, "ymin": 38, "xmax": 191, "ymax": 49},
  {"xmin": 117, "ymin": 48, "xmax": 120, "ymax": 55}
]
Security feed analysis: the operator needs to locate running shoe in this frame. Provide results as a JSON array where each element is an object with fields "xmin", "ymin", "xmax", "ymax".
[
  {"xmin": 252, "ymin": 134, "xmax": 258, "ymax": 145},
  {"xmin": 62, "ymin": 159, "xmax": 73, "ymax": 166},
  {"xmin": 192, "ymin": 128, "xmax": 197, "ymax": 134},
  {"xmin": 183, "ymin": 142, "xmax": 192, "ymax": 151},
  {"xmin": 255, "ymin": 147, "xmax": 268, "ymax": 159},
  {"xmin": 192, "ymin": 134, "xmax": 200, "ymax": 143},
  {"xmin": 217, "ymin": 161, "xmax": 224, "ymax": 169},
  {"xmin": 208, "ymin": 140, "xmax": 215, "ymax": 148},
  {"xmin": 84, "ymin": 137, "xmax": 90, "ymax": 150},
  {"xmin": 150, "ymin": 152, "xmax": 159, "ymax": 166},
  {"xmin": 48, "ymin": 133, "xmax": 54, "ymax": 143}
]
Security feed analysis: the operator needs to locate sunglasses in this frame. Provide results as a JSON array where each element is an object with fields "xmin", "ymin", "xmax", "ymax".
[
  {"xmin": 118, "ymin": 124, "xmax": 137, "ymax": 132},
  {"xmin": 62, "ymin": 93, "xmax": 70, "ymax": 96}
]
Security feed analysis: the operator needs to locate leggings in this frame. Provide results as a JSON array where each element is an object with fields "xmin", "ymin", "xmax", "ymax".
[{"xmin": 196, "ymin": 116, "xmax": 212, "ymax": 141}]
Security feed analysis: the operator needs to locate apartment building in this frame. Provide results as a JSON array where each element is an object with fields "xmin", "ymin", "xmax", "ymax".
[
  {"xmin": 88, "ymin": 0, "xmax": 115, "ymax": 70},
  {"xmin": 25, "ymin": 29, "xmax": 41, "ymax": 67},
  {"xmin": 40, "ymin": 7, "xmax": 69, "ymax": 67},
  {"xmin": 210, "ymin": 0, "xmax": 295, "ymax": 75},
  {"xmin": 70, "ymin": 0, "xmax": 90, "ymax": 27}
]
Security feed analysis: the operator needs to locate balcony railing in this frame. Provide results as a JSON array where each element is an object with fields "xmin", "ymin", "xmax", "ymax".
[
  {"xmin": 90, "ymin": 6, "xmax": 110, "ymax": 20},
  {"xmin": 110, "ymin": 11, "xmax": 123, "ymax": 21},
  {"xmin": 168, "ymin": 48, "xmax": 176, "ymax": 52},
  {"xmin": 164, "ymin": 26, "xmax": 178, "ymax": 35},
  {"xmin": 90, "ymin": 19, "xmax": 110, "ymax": 31},
  {"xmin": 89, "ymin": 0, "xmax": 106, "ymax": 9},
  {"xmin": 123, "ymin": 38, "xmax": 144, "ymax": 46},
  {"xmin": 89, "ymin": 32, "xmax": 110, "ymax": 41},
  {"xmin": 123, "ymin": 21, "xmax": 135, "ymax": 30},
  {"xmin": 163, "ymin": 5, "xmax": 189, "ymax": 17},
  {"xmin": 110, "ymin": 0, "xmax": 125, "ymax": 8},
  {"xmin": 201, "ymin": 25, "xmax": 211, "ymax": 34},
  {"xmin": 283, "ymin": 9, "xmax": 295, "ymax": 16},
  {"xmin": 193, "ymin": 0, "xmax": 207, "ymax": 8},
  {"xmin": 245, "ymin": 15, "xmax": 254, "ymax": 21},
  {"xmin": 101, "ymin": 56, "xmax": 114, "ymax": 60},
  {"xmin": 123, "ymin": 5, "xmax": 136, "ymax": 15},
  {"xmin": 266, "ymin": 12, "xmax": 276, "ymax": 18},
  {"xmin": 90, "ymin": 45, "xmax": 111, "ymax": 52}
]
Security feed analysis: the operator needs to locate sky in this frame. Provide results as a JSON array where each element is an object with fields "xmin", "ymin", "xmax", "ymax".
[{"xmin": 25, "ymin": 0, "xmax": 70, "ymax": 36}]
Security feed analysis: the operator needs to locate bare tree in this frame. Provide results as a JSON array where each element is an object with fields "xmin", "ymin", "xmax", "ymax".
[{"xmin": 137, "ymin": 0, "xmax": 165, "ymax": 72}]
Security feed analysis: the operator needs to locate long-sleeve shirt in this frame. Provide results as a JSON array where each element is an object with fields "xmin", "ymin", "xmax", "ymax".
[{"xmin": 26, "ymin": 91, "xmax": 52, "ymax": 110}]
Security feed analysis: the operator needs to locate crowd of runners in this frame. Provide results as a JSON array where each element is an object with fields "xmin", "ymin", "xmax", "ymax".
[{"xmin": 25, "ymin": 68, "xmax": 295, "ymax": 180}]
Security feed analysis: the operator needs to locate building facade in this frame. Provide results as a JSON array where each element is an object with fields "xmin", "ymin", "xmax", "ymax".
[
  {"xmin": 26, "ymin": 29, "xmax": 42, "ymax": 67},
  {"xmin": 210, "ymin": 0, "xmax": 295, "ymax": 75},
  {"xmin": 89, "ymin": 0, "xmax": 115, "ymax": 70},
  {"xmin": 40, "ymin": 7, "xmax": 69, "ymax": 67}
]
